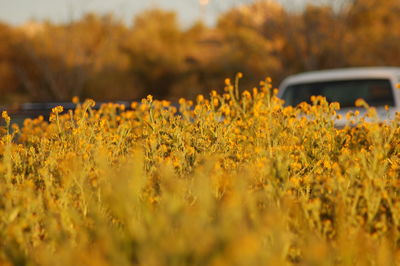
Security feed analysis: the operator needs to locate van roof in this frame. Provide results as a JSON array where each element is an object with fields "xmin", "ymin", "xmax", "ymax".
[{"xmin": 279, "ymin": 67, "xmax": 400, "ymax": 89}]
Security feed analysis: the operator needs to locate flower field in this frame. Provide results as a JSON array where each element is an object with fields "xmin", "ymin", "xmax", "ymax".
[{"xmin": 1, "ymin": 77, "xmax": 400, "ymax": 265}]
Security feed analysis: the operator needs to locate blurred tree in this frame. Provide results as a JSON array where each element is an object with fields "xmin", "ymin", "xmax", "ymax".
[
  {"xmin": 74, "ymin": 14, "xmax": 137, "ymax": 101},
  {"xmin": 216, "ymin": 1, "xmax": 284, "ymax": 88},
  {"xmin": 0, "ymin": 0, "xmax": 399, "ymax": 105},
  {"xmin": 280, "ymin": 5, "xmax": 348, "ymax": 72},
  {"xmin": 170, "ymin": 21, "xmax": 220, "ymax": 99},
  {"xmin": 12, "ymin": 14, "xmax": 133, "ymax": 102},
  {"xmin": 344, "ymin": 0, "xmax": 400, "ymax": 66},
  {"xmin": 121, "ymin": 9, "xmax": 191, "ymax": 99},
  {"xmin": 0, "ymin": 23, "xmax": 21, "ymax": 104}
]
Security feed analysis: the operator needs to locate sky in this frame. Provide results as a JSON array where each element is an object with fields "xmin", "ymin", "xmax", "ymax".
[
  {"xmin": 0, "ymin": 0, "xmax": 319, "ymax": 27},
  {"xmin": 0, "ymin": 0, "xmax": 257, "ymax": 27}
]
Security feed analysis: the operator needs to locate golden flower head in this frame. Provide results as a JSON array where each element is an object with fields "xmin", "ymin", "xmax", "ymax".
[
  {"xmin": 213, "ymin": 98, "xmax": 219, "ymax": 107},
  {"xmin": 355, "ymin": 98, "xmax": 368, "ymax": 108},
  {"xmin": 52, "ymin": 106, "xmax": 64, "ymax": 114},
  {"xmin": 72, "ymin": 96, "xmax": 79, "ymax": 104},
  {"xmin": 85, "ymin": 99, "xmax": 96, "ymax": 108},
  {"xmin": 242, "ymin": 90, "xmax": 251, "ymax": 99},
  {"xmin": 178, "ymin": 98, "xmax": 185, "ymax": 105},
  {"xmin": 196, "ymin": 94, "xmax": 204, "ymax": 103},
  {"xmin": 131, "ymin": 102, "xmax": 138, "ymax": 109},
  {"xmin": 2, "ymin": 111, "xmax": 10, "ymax": 124},
  {"xmin": 161, "ymin": 100, "xmax": 170, "ymax": 107}
]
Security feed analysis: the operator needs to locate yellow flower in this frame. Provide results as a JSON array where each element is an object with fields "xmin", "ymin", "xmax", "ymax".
[
  {"xmin": 252, "ymin": 88, "xmax": 258, "ymax": 97},
  {"xmin": 213, "ymin": 98, "xmax": 219, "ymax": 107},
  {"xmin": 2, "ymin": 111, "xmax": 10, "ymax": 125},
  {"xmin": 52, "ymin": 106, "xmax": 64, "ymax": 114},
  {"xmin": 85, "ymin": 99, "xmax": 96, "ymax": 108},
  {"xmin": 242, "ymin": 90, "xmax": 251, "ymax": 99},
  {"xmin": 161, "ymin": 100, "xmax": 170, "ymax": 107},
  {"xmin": 323, "ymin": 160, "xmax": 331, "ymax": 169},
  {"xmin": 355, "ymin": 98, "xmax": 368, "ymax": 108},
  {"xmin": 131, "ymin": 102, "xmax": 138, "ymax": 109},
  {"xmin": 329, "ymin": 102, "xmax": 340, "ymax": 110}
]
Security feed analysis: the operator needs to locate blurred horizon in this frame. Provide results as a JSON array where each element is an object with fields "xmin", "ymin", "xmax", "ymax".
[
  {"xmin": 0, "ymin": 0, "xmax": 326, "ymax": 27},
  {"xmin": 1, "ymin": 0, "xmax": 250, "ymax": 27},
  {"xmin": 0, "ymin": 0, "xmax": 399, "ymax": 110}
]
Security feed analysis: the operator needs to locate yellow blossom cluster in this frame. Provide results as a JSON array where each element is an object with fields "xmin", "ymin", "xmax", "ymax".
[{"xmin": 1, "ymin": 78, "xmax": 400, "ymax": 265}]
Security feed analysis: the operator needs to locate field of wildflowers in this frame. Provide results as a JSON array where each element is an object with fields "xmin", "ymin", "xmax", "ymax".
[{"xmin": 1, "ymin": 76, "xmax": 400, "ymax": 265}]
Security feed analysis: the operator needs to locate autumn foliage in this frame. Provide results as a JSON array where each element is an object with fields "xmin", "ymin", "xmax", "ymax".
[{"xmin": 0, "ymin": 0, "xmax": 399, "ymax": 105}]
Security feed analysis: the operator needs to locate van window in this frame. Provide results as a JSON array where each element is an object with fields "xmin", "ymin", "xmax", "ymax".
[{"xmin": 282, "ymin": 79, "xmax": 394, "ymax": 107}]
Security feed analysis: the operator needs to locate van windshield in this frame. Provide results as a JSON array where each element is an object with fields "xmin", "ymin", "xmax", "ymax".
[{"xmin": 281, "ymin": 79, "xmax": 394, "ymax": 107}]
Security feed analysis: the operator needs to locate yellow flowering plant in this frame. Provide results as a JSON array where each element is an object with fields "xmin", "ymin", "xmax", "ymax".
[{"xmin": 0, "ymin": 77, "xmax": 400, "ymax": 265}]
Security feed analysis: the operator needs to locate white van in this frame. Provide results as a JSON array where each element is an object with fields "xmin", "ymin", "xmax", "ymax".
[{"xmin": 278, "ymin": 67, "xmax": 400, "ymax": 126}]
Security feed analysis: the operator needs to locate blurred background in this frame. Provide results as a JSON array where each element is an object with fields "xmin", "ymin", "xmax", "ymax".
[{"xmin": 0, "ymin": 0, "xmax": 399, "ymax": 107}]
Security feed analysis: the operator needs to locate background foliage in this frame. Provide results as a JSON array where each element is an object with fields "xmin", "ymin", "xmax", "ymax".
[{"xmin": 0, "ymin": 0, "xmax": 400, "ymax": 104}]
